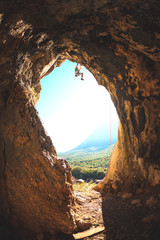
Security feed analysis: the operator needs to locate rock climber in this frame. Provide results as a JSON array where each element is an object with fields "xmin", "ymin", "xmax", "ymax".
[{"xmin": 75, "ymin": 63, "xmax": 84, "ymax": 80}]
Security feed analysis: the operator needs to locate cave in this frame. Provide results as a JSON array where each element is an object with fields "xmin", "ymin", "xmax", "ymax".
[{"xmin": 0, "ymin": 0, "xmax": 160, "ymax": 239}]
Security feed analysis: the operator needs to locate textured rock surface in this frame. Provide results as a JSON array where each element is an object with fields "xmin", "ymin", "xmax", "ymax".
[
  {"xmin": 0, "ymin": 0, "xmax": 160, "ymax": 239},
  {"xmin": 0, "ymin": 85, "xmax": 77, "ymax": 238}
]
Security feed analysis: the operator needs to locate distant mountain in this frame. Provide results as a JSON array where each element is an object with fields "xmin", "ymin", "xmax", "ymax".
[
  {"xmin": 58, "ymin": 144, "xmax": 115, "ymax": 169},
  {"xmin": 58, "ymin": 122, "xmax": 118, "ymax": 172},
  {"xmin": 72, "ymin": 121, "xmax": 118, "ymax": 151}
]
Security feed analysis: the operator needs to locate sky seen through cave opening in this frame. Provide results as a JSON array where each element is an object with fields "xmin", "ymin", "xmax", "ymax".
[{"xmin": 36, "ymin": 60, "xmax": 119, "ymax": 152}]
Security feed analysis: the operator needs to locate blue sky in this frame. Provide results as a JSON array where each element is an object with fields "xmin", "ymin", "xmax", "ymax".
[{"xmin": 36, "ymin": 60, "xmax": 119, "ymax": 152}]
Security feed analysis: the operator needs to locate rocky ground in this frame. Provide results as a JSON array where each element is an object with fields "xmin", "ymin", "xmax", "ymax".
[
  {"xmin": 72, "ymin": 186, "xmax": 160, "ymax": 240},
  {"xmin": 74, "ymin": 190, "xmax": 105, "ymax": 240},
  {"xmin": 102, "ymin": 187, "xmax": 160, "ymax": 240},
  {"xmin": 1, "ymin": 187, "xmax": 160, "ymax": 240}
]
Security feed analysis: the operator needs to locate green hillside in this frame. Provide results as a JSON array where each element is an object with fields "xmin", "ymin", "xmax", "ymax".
[{"xmin": 58, "ymin": 145, "xmax": 114, "ymax": 180}]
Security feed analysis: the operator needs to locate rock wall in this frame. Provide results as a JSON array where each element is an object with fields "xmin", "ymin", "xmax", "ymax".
[
  {"xmin": 0, "ymin": 84, "xmax": 76, "ymax": 238},
  {"xmin": 0, "ymin": 0, "xmax": 160, "ymax": 238}
]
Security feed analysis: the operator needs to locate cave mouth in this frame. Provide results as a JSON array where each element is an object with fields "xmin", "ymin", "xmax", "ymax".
[
  {"xmin": 35, "ymin": 59, "xmax": 118, "ymax": 236},
  {"xmin": 36, "ymin": 59, "xmax": 119, "ymax": 185},
  {"xmin": 1, "ymin": 1, "xmax": 160, "ymax": 239}
]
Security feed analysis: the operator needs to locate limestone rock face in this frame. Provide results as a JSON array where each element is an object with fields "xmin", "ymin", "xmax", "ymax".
[
  {"xmin": 0, "ymin": 0, "xmax": 160, "ymax": 238},
  {"xmin": 0, "ymin": 86, "xmax": 76, "ymax": 237}
]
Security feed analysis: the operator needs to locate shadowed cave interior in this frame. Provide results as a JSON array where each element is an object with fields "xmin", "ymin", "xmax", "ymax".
[{"xmin": 0, "ymin": 0, "xmax": 160, "ymax": 239}]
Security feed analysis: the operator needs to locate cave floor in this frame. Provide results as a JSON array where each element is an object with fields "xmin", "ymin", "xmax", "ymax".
[
  {"xmin": 52, "ymin": 187, "xmax": 160, "ymax": 240},
  {"xmin": 102, "ymin": 188, "xmax": 160, "ymax": 240},
  {"xmin": 1, "ymin": 188, "xmax": 160, "ymax": 240},
  {"xmin": 72, "ymin": 187, "xmax": 160, "ymax": 240},
  {"xmin": 74, "ymin": 190, "xmax": 105, "ymax": 240}
]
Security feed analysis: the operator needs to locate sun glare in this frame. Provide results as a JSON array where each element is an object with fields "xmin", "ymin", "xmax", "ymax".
[{"xmin": 36, "ymin": 60, "xmax": 118, "ymax": 152}]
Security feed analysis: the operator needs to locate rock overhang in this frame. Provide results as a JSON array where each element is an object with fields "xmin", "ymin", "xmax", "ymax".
[{"xmin": 0, "ymin": 0, "xmax": 160, "ymax": 239}]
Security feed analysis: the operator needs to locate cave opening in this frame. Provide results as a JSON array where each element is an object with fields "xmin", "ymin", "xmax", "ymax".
[
  {"xmin": 1, "ymin": 1, "xmax": 160, "ymax": 239},
  {"xmin": 35, "ymin": 59, "xmax": 120, "ymax": 238},
  {"xmin": 36, "ymin": 59, "xmax": 119, "ymax": 188}
]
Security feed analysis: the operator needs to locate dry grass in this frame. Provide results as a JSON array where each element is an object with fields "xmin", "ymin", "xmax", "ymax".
[{"xmin": 73, "ymin": 181, "xmax": 96, "ymax": 192}]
